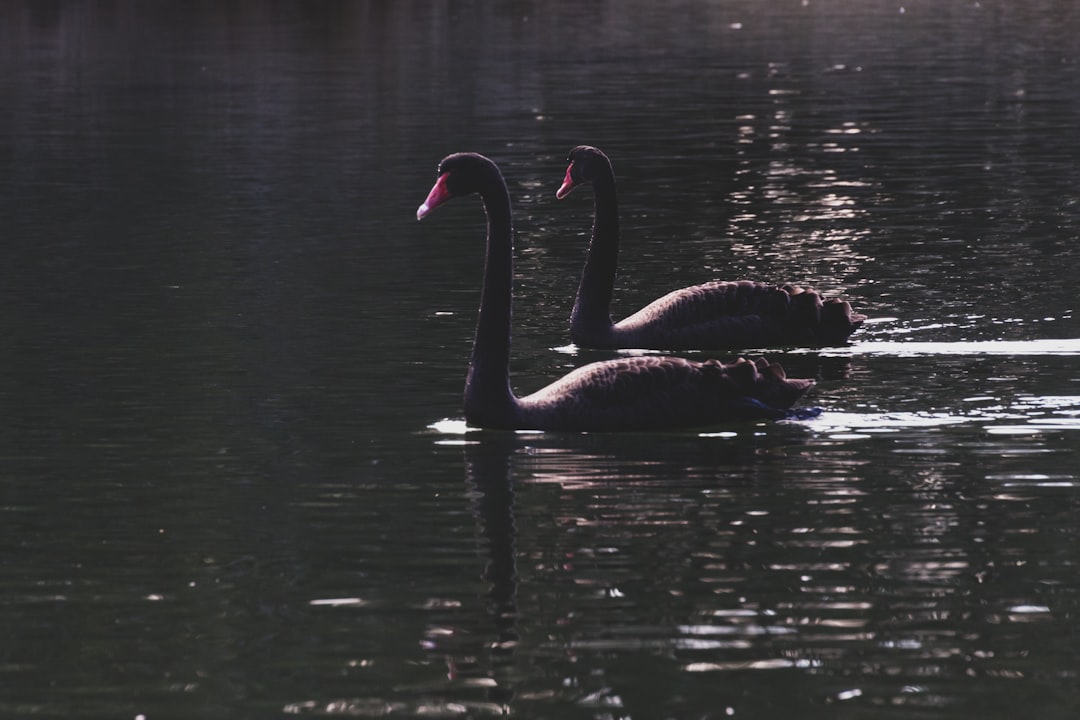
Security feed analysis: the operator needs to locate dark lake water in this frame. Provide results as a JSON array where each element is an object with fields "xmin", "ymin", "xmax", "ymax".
[{"xmin": 3, "ymin": 1, "xmax": 1080, "ymax": 718}]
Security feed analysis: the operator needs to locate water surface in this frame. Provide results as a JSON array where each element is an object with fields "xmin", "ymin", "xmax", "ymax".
[{"xmin": 2, "ymin": 1, "xmax": 1080, "ymax": 718}]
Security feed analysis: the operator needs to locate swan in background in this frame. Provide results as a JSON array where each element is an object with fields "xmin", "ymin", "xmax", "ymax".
[{"xmin": 556, "ymin": 145, "xmax": 865, "ymax": 350}]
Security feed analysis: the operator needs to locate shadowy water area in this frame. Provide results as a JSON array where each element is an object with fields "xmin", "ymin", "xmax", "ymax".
[{"xmin": 2, "ymin": 1, "xmax": 1080, "ymax": 718}]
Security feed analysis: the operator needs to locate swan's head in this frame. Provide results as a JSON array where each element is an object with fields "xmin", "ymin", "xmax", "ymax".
[
  {"xmin": 556, "ymin": 145, "xmax": 613, "ymax": 199},
  {"xmin": 417, "ymin": 153, "xmax": 502, "ymax": 220}
]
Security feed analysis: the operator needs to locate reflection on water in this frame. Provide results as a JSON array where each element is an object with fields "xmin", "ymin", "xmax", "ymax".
[
  {"xmin": 727, "ymin": 74, "xmax": 877, "ymax": 295},
  {"xmin": 289, "ymin": 432, "xmax": 1077, "ymax": 718}
]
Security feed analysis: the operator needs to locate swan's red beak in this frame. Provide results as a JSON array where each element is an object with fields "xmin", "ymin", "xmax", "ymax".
[
  {"xmin": 417, "ymin": 173, "xmax": 453, "ymax": 220},
  {"xmin": 555, "ymin": 164, "xmax": 576, "ymax": 199}
]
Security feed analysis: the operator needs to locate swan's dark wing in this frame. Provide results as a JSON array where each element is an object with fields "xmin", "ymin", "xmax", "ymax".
[
  {"xmin": 518, "ymin": 355, "xmax": 813, "ymax": 432},
  {"xmin": 611, "ymin": 280, "xmax": 864, "ymax": 349}
]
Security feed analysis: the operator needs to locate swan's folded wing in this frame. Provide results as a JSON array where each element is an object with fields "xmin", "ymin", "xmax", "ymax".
[{"xmin": 517, "ymin": 356, "xmax": 813, "ymax": 431}]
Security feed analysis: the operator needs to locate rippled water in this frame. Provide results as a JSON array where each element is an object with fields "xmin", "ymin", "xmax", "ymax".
[{"xmin": 3, "ymin": 1, "xmax": 1080, "ymax": 718}]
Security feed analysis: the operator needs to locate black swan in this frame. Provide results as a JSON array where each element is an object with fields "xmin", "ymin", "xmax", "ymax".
[
  {"xmin": 416, "ymin": 152, "xmax": 814, "ymax": 432},
  {"xmin": 556, "ymin": 145, "xmax": 866, "ymax": 350}
]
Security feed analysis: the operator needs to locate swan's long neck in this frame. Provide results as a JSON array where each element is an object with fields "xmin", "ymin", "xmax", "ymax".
[
  {"xmin": 571, "ymin": 168, "xmax": 620, "ymax": 337},
  {"xmin": 464, "ymin": 171, "xmax": 518, "ymax": 427}
]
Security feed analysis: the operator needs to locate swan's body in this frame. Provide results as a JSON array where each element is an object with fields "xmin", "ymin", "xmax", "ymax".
[
  {"xmin": 556, "ymin": 145, "xmax": 866, "ymax": 350},
  {"xmin": 417, "ymin": 152, "xmax": 813, "ymax": 432}
]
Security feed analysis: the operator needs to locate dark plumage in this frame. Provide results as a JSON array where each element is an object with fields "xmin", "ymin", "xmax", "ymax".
[
  {"xmin": 556, "ymin": 145, "xmax": 866, "ymax": 350},
  {"xmin": 417, "ymin": 152, "xmax": 814, "ymax": 432}
]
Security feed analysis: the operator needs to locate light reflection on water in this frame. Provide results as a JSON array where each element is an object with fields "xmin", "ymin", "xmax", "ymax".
[
  {"xmin": 341, "ymin": 428, "xmax": 1078, "ymax": 719},
  {"xmin": 828, "ymin": 338, "xmax": 1080, "ymax": 357},
  {"xmin": 803, "ymin": 399, "xmax": 1080, "ymax": 438}
]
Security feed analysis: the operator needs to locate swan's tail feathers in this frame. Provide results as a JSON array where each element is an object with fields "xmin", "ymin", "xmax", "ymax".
[
  {"xmin": 754, "ymin": 356, "xmax": 816, "ymax": 407},
  {"xmin": 787, "ymin": 288, "xmax": 824, "ymax": 331},
  {"xmin": 781, "ymin": 285, "xmax": 864, "ymax": 345},
  {"xmin": 710, "ymin": 356, "xmax": 815, "ymax": 416},
  {"xmin": 819, "ymin": 298, "xmax": 867, "ymax": 344}
]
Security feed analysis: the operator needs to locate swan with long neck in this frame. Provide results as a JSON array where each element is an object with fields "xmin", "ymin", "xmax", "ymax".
[
  {"xmin": 417, "ymin": 152, "xmax": 814, "ymax": 432},
  {"xmin": 556, "ymin": 145, "xmax": 866, "ymax": 350}
]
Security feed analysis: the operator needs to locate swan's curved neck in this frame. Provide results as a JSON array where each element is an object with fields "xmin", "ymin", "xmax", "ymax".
[
  {"xmin": 572, "ymin": 168, "xmax": 620, "ymax": 337},
  {"xmin": 464, "ymin": 171, "xmax": 518, "ymax": 427}
]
